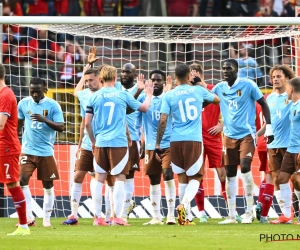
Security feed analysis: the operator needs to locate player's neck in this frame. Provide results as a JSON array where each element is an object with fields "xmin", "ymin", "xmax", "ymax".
[
  {"xmin": 275, "ymin": 87, "xmax": 286, "ymax": 95},
  {"xmin": 122, "ymin": 81, "xmax": 134, "ymax": 89},
  {"xmin": 292, "ymin": 93, "xmax": 300, "ymax": 103},
  {"xmin": 0, "ymin": 80, "xmax": 6, "ymax": 91},
  {"xmin": 153, "ymin": 89, "xmax": 163, "ymax": 96},
  {"xmin": 103, "ymin": 81, "xmax": 115, "ymax": 87}
]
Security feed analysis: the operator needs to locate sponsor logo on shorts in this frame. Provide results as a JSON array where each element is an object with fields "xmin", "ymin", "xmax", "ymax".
[
  {"xmin": 50, "ymin": 174, "xmax": 56, "ymax": 179},
  {"xmin": 246, "ymin": 152, "xmax": 252, "ymax": 157}
]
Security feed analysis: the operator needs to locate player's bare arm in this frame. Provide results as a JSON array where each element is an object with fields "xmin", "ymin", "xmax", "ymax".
[
  {"xmin": 85, "ymin": 112, "xmax": 95, "ymax": 152},
  {"xmin": 257, "ymin": 97, "xmax": 274, "ymax": 144},
  {"xmin": 155, "ymin": 113, "xmax": 168, "ymax": 162},
  {"xmin": 76, "ymin": 118, "xmax": 85, "ymax": 158},
  {"xmin": 74, "ymin": 64, "xmax": 91, "ymax": 97},
  {"xmin": 0, "ymin": 113, "xmax": 8, "ymax": 131},
  {"xmin": 30, "ymin": 114, "xmax": 64, "ymax": 132}
]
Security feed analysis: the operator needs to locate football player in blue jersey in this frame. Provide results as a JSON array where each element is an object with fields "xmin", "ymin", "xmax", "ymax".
[
  {"xmin": 138, "ymin": 70, "xmax": 176, "ymax": 225},
  {"xmin": 119, "ymin": 63, "xmax": 145, "ymax": 221},
  {"xmin": 85, "ymin": 65, "xmax": 153, "ymax": 226},
  {"xmin": 156, "ymin": 64, "xmax": 220, "ymax": 225},
  {"xmin": 18, "ymin": 77, "xmax": 64, "ymax": 227},
  {"xmin": 212, "ymin": 59, "xmax": 274, "ymax": 224}
]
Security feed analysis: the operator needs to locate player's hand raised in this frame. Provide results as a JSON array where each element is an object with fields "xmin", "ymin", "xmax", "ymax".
[
  {"xmin": 137, "ymin": 74, "xmax": 145, "ymax": 90},
  {"xmin": 164, "ymin": 75, "xmax": 173, "ymax": 92},
  {"xmin": 144, "ymin": 79, "xmax": 153, "ymax": 96},
  {"xmin": 88, "ymin": 46, "xmax": 99, "ymax": 65}
]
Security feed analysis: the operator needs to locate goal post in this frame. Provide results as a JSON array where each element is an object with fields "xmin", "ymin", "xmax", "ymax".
[{"xmin": 1, "ymin": 16, "xmax": 299, "ymax": 219}]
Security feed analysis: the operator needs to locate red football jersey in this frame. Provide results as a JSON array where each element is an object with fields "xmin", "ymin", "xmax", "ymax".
[
  {"xmin": 0, "ymin": 86, "xmax": 21, "ymax": 156},
  {"xmin": 202, "ymin": 84, "xmax": 222, "ymax": 145},
  {"xmin": 255, "ymin": 95, "xmax": 269, "ymax": 152}
]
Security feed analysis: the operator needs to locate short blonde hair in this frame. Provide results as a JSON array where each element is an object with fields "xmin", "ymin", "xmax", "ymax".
[{"xmin": 100, "ymin": 65, "xmax": 117, "ymax": 82}]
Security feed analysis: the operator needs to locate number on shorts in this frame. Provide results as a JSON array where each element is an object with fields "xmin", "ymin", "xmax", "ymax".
[
  {"xmin": 104, "ymin": 102, "xmax": 115, "ymax": 125},
  {"xmin": 145, "ymin": 154, "xmax": 149, "ymax": 164},
  {"xmin": 178, "ymin": 98, "xmax": 198, "ymax": 122},
  {"xmin": 19, "ymin": 155, "xmax": 28, "ymax": 165}
]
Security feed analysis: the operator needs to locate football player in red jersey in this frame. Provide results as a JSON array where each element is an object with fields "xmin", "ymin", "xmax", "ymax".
[
  {"xmin": 190, "ymin": 63, "xmax": 227, "ymax": 223},
  {"xmin": 0, "ymin": 63, "xmax": 29, "ymax": 235}
]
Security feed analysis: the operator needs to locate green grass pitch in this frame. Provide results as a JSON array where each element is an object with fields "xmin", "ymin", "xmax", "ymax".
[{"xmin": 0, "ymin": 218, "xmax": 299, "ymax": 250}]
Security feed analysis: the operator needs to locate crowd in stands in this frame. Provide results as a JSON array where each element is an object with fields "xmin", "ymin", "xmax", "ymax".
[{"xmin": 1, "ymin": 0, "xmax": 299, "ymax": 90}]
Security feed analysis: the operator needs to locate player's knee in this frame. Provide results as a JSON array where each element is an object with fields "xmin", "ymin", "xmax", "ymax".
[
  {"xmin": 42, "ymin": 181, "xmax": 54, "ymax": 189},
  {"xmin": 291, "ymin": 174, "xmax": 300, "ymax": 190},
  {"xmin": 73, "ymin": 171, "xmax": 86, "ymax": 183},
  {"xmin": 240, "ymin": 158, "xmax": 252, "ymax": 173},
  {"xmin": 19, "ymin": 175, "xmax": 30, "ymax": 186},
  {"xmin": 149, "ymin": 175, "xmax": 161, "ymax": 185},
  {"xmin": 225, "ymin": 165, "xmax": 237, "ymax": 177},
  {"xmin": 162, "ymin": 169, "xmax": 173, "ymax": 181}
]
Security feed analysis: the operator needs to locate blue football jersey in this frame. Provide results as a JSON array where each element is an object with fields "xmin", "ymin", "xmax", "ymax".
[
  {"xmin": 138, "ymin": 93, "xmax": 171, "ymax": 150},
  {"xmin": 18, "ymin": 97, "xmax": 64, "ymax": 156},
  {"xmin": 122, "ymin": 84, "xmax": 141, "ymax": 141},
  {"xmin": 160, "ymin": 84, "xmax": 215, "ymax": 142},
  {"xmin": 212, "ymin": 77, "xmax": 263, "ymax": 139},
  {"xmin": 288, "ymin": 101, "xmax": 300, "ymax": 153},
  {"xmin": 78, "ymin": 90, "xmax": 94, "ymax": 151},
  {"xmin": 266, "ymin": 92, "xmax": 291, "ymax": 149},
  {"xmin": 87, "ymin": 87, "xmax": 142, "ymax": 147}
]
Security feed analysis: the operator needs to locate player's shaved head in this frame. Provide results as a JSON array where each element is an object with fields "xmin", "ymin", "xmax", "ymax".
[
  {"xmin": 122, "ymin": 63, "xmax": 136, "ymax": 73},
  {"xmin": 175, "ymin": 64, "xmax": 190, "ymax": 83},
  {"xmin": 0, "ymin": 63, "xmax": 5, "ymax": 80},
  {"xmin": 289, "ymin": 77, "xmax": 300, "ymax": 93}
]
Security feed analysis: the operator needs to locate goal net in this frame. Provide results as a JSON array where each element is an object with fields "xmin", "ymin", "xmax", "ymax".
[{"xmin": 1, "ymin": 16, "xmax": 300, "ymax": 219}]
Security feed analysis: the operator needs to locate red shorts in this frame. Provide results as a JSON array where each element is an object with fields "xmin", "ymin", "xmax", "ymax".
[
  {"xmin": 258, "ymin": 150, "xmax": 270, "ymax": 174},
  {"xmin": 0, "ymin": 155, "xmax": 20, "ymax": 183},
  {"xmin": 203, "ymin": 143, "xmax": 222, "ymax": 168}
]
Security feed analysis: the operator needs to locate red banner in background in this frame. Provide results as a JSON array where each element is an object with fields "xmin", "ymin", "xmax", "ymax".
[{"xmin": 5, "ymin": 145, "xmax": 263, "ymax": 197}]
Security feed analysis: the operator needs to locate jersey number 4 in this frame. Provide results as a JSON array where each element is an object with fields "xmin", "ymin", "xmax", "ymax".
[{"xmin": 178, "ymin": 98, "xmax": 198, "ymax": 122}]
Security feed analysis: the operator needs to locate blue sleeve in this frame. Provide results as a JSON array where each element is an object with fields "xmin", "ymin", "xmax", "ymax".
[
  {"xmin": 115, "ymin": 81, "xmax": 122, "ymax": 90},
  {"xmin": 18, "ymin": 101, "xmax": 25, "ymax": 120},
  {"xmin": 249, "ymin": 80, "xmax": 263, "ymax": 101},
  {"xmin": 52, "ymin": 102, "xmax": 64, "ymax": 123},
  {"xmin": 137, "ymin": 93, "xmax": 145, "ymax": 103},
  {"xmin": 125, "ymin": 92, "xmax": 141, "ymax": 111},
  {"xmin": 211, "ymin": 84, "xmax": 219, "ymax": 95},
  {"xmin": 80, "ymin": 103, "xmax": 85, "ymax": 118},
  {"xmin": 77, "ymin": 90, "xmax": 85, "ymax": 102},
  {"xmin": 197, "ymin": 86, "xmax": 215, "ymax": 103},
  {"xmin": 160, "ymin": 93, "xmax": 170, "ymax": 115}
]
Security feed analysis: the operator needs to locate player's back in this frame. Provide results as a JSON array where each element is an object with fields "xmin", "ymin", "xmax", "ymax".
[
  {"xmin": 89, "ymin": 87, "xmax": 132, "ymax": 147},
  {"xmin": 161, "ymin": 84, "xmax": 215, "ymax": 142},
  {"xmin": 18, "ymin": 96, "xmax": 64, "ymax": 156},
  {"xmin": 0, "ymin": 86, "xmax": 20, "ymax": 156}
]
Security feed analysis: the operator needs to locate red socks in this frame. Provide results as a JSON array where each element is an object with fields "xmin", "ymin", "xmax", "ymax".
[
  {"xmin": 194, "ymin": 181, "xmax": 204, "ymax": 211},
  {"xmin": 261, "ymin": 183, "xmax": 274, "ymax": 217},
  {"xmin": 258, "ymin": 179, "xmax": 266, "ymax": 203},
  {"xmin": 220, "ymin": 180, "xmax": 227, "ymax": 202},
  {"xmin": 8, "ymin": 186, "xmax": 27, "ymax": 225}
]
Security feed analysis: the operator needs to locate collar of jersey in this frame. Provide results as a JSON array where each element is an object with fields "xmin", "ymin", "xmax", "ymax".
[
  {"xmin": 293, "ymin": 99, "xmax": 300, "ymax": 106},
  {"xmin": 227, "ymin": 77, "xmax": 240, "ymax": 89},
  {"xmin": 275, "ymin": 91, "xmax": 287, "ymax": 97},
  {"xmin": 122, "ymin": 84, "xmax": 136, "ymax": 92},
  {"xmin": 30, "ymin": 96, "xmax": 47, "ymax": 104},
  {"xmin": 152, "ymin": 92, "xmax": 164, "ymax": 99}
]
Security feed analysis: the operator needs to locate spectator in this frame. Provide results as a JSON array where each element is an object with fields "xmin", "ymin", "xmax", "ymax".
[
  {"xmin": 60, "ymin": 40, "xmax": 86, "ymax": 86},
  {"xmin": 166, "ymin": 0, "xmax": 198, "ymax": 63},
  {"xmin": 228, "ymin": 0, "xmax": 259, "ymax": 17},
  {"xmin": 2, "ymin": 0, "xmax": 23, "ymax": 38},
  {"xmin": 2, "ymin": 26, "xmax": 22, "ymax": 64},
  {"xmin": 230, "ymin": 42, "xmax": 264, "ymax": 86},
  {"xmin": 199, "ymin": 0, "xmax": 221, "ymax": 17},
  {"xmin": 84, "ymin": 0, "xmax": 103, "ymax": 16},
  {"xmin": 54, "ymin": 0, "xmax": 69, "ymax": 16}
]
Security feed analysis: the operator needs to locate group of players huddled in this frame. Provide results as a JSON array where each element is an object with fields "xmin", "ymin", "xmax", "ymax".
[{"xmin": 1, "ymin": 47, "xmax": 300, "ymax": 235}]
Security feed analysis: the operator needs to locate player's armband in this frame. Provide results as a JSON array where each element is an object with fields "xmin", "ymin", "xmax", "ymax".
[{"xmin": 86, "ymin": 106, "xmax": 94, "ymax": 114}]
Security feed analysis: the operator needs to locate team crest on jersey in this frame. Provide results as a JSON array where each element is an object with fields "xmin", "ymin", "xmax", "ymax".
[
  {"xmin": 237, "ymin": 90, "xmax": 241, "ymax": 96},
  {"xmin": 43, "ymin": 110, "xmax": 48, "ymax": 116},
  {"xmin": 294, "ymin": 109, "xmax": 297, "ymax": 116},
  {"xmin": 26, "ymin": 110, "xmax": 32, "ymax": 115}
]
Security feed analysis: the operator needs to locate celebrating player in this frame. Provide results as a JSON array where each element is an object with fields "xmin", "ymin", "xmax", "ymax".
[
  {"xmin": 156, "ymin": 64, "xmax": 220, "ymax": 225},
  {"xmin": 212, "ymin": 59, "xmax": 274, "ymax": 224},
  {"xmin": 18, "ymin": 77, "xmax": 64, "ymax": 227},
  {"xmin": 0, "ymin": 63, "xmax": 30, "ymax": 236},
  {"xmin": 270, "ymin": 77, "xmax": 300, "ymax": 225},
  {"xmin": 85, "ymin": 65, "xmax": 153, "ymax": 226},
  {"xmin": 138, "ymin": 70, "xmax": 176, "ymax": 225}
]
